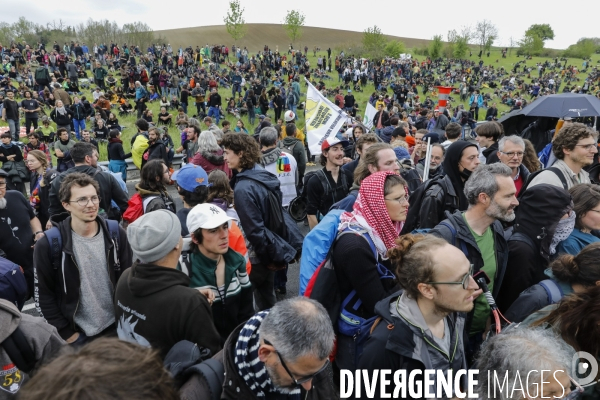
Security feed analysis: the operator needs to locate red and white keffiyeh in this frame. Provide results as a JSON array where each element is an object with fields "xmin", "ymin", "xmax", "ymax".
[{"xmin": 338, "ymin": 171, "xmax": 405, "ymax": 258}]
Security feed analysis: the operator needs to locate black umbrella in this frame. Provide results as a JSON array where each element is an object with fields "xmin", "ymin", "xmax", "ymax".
[
  {"xmin": 517, "ymin": 93, "xmax": 600, "ymax": 119},
  {"xmin": 498, "ymin": 108, "xmax": 523, "ymax": 124}
]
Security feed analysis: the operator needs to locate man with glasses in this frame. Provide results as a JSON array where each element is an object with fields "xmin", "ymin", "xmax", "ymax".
[
  {"xmin": 196, "ymin": 297, "xmax": 335, "ymax": 399},
  {"xmin": 431, "ymin": 163, "xmax": 517, "ymax": 364},
  {"xmin": 34, "ymin": 173, "xmax": 132, "ymax": 344},
  {"xmin": 528, "ymin": 123, "xmax": 596, "ymax": 190},
  {"xmin": 496, "ymin": 135, "xmax": 530, "ymax": 196},
  {"xmin": 358, "ymin": 235, "xmax": 479, "ymax": 398}
]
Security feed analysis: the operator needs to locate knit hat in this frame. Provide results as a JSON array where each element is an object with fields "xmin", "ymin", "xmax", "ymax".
[
  {"xmin": 394, "ymin": 147, "xmax": 410, "ymax": 160},
  {"xmin": 127, "ymin": 210, "xmax": 181, "ymax": 263}
]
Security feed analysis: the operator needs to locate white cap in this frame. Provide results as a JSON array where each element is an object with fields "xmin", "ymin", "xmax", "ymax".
[
  {"xmin": 187, "ymin": 203, "xmax": 234, "ymax": 233},
  {"xmin": 284, "ymin": 110, "xmax": 295, "ymax": 122}
]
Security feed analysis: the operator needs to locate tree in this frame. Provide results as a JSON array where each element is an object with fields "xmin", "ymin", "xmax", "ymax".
[
  {"xmin": 519, "ymin": 33, "xmax": 544, "ymax": 56},
  {"xmin": 362, "ymin": 25, "xmax": 387, "ymax": 59},
  {"xmin": 525, "ymin": 24, "xmax": 554, "ymax": 43},
  {"xmin": 563, "ymin": 38, "xmax": 598, "ymax": 59},
  {"xmin": 223, "ymin": 0, "xmax": 247, "ymax": 42},
  {"xmin": 429, "ymin": 35, "xmax": 443, "ymax": 59},
  {"xmin": 447, "ymin": 29, "xmax": 470, "ymax": 59},
  {"xmin": 454, "ymin": 36, "xmax": 469, "ymax": 58},
  {"xmin": 474, "ymin": 20, "xmax": 498, "ymax": 52},
  {"xmin": 283, "ymin": 10, "xmax": 305, "ymax": 43},
  {"xmin": 384, "ymin": 40, "xmax": 405, "ymax": 58}
]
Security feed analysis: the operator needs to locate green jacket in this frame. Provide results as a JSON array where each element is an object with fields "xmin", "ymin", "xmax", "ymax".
[
  {"xmin": 187, "ymin": 248, "xmax": 254, "ymax": 342},
  {"xmin": 93, "ymin": 67, "xmax": 108, "ymax": 80}
]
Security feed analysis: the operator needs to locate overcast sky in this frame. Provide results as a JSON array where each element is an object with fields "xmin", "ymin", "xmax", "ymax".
[{"xmin": 3, "ymin": 0, "xmax": 596, "ymax": 50}]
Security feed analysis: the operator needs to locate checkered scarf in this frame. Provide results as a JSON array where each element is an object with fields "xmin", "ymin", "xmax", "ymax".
[
  {"xmin": 234, "ymin": 311, "xmax": 300, "ymax": 398},
  {"xmin": 339, "ymin": 171, "xmax": 403, "ymax": 258}
]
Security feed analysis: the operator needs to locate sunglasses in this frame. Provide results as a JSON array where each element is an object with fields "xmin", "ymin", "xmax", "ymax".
[{"xmin": 263, "ymin": 339, "xmax": 329, "ymax": 387}]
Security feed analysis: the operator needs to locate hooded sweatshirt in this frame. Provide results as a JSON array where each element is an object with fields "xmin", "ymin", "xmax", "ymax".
[
  {"xmin": 114, "ymin": 263, "xmax": 221, "ymax": 359},
  {"xmin": 0, "ymin": 299, "xmax": 65, "ymax": 399},
  {"xmin": 191, "ymin": 148, "xmax": 231, "ymax": 178},
  {"xmin": 442, "ymin": 141, "xmax": 478, "ymax": 210},
  {"xmin": 496, "ymin": 184, "xmax": 572, "ymax": 313}
]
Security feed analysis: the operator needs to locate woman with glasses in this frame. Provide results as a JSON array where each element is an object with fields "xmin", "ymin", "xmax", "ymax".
[
  {"xmin": 556, "ymin": 184, "xmax": 600, "ymax": 255},
  {"xmin": 331, "ymin": 171, "xmax": 407, "ymax": 370}
]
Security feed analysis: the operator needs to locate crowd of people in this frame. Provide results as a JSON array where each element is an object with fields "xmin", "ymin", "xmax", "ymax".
[{"xmin": 1, "ymin": 37, "xmax": 600, "ymax": 400}]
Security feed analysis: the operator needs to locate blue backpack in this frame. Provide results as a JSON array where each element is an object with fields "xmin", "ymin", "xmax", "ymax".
[{"xmin": 0, "ymin": 256, "xmax": 28, "ymax": 310}]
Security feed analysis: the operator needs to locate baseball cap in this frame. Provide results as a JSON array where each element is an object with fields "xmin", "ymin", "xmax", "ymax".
[
  {"xmin": 171, "ymin": 164, "xmax": 210, "ymax": 192},
  {"xmin": 321, "ymin": 136, "xmax": 349, "ymax": 152},
  {"xmin": 284, "ymin": 110, "xmax": 295, "ymax": 122},
  {"xmin": 187, "ymin": 203, "xmax": 234, "ymax": 232}
]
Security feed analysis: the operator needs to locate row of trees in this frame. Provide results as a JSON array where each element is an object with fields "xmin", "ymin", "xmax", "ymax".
[
  {"xmin": 224, "ymin": 0, "xmax": 306, "ymax": 44},
  {"xmin": 0, "ymin": 16, "xmax": 163, "ymax": 52}
]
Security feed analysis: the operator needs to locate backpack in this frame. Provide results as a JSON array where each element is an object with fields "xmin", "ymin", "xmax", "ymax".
[
  {"xmin": 518, "ymin": 166, "xmax": 567, "ymax": 198},
  {"xmin": 35, "ymin": 67, "xmax": 48, "ymax": 83},
  {"xmin": 301, "ymin": 169, "xmax": 349, "ymax": 219},
  {"xmin": 44, "ymin": 220, "xmax": 121, "ymax": 273},
  {"xmin": 122, "ymin": 193, "xmax": 158, "ymax": 224},
  {"xmin": 0, "ymin": 326, "xmax": 36, "ymax": 374},
  {"xmin": 400, "ymin": 175, "xmax": 456, "ymax": 234},
  {"xmin": 0, "ymin": 256, "xmax": 28, "ymax": 310},
  {"xmin": 400, "ymin": 167, "xmax": 423, "ymax": 195}
]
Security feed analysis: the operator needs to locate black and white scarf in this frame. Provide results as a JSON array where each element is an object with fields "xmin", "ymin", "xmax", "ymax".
[{"xmin": 234, "ymin": 311, "xmax": 300, "ymax": 398}]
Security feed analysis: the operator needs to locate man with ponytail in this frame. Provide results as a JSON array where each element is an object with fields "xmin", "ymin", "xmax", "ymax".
[{"xmin": 357, "ymin": 234, "xmax": 480, "ymax": 400}]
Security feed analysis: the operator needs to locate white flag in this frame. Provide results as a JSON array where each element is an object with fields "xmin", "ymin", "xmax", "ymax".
[
  {"xmin": 363, "ymin": 103, "xmax": 377, "ymax": 131},
  {"xmin": 304, "ymin": 78, "xmax": 349, "ymax": 155}
]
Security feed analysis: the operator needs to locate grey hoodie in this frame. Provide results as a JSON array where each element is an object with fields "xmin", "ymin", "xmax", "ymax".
[{"xmin": 0, "ymin": 299, "xmax": 65, "ymax": 399}]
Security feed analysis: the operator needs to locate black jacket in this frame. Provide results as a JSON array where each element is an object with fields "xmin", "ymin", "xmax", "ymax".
[
  {"xmin": 107, "ymin": 140, "xmax": 131, "ymax": 161},
  {"xmin": 418, "ymin": 174, "xmax": 461, "ymax": 229},
  {"xmin": 142, "ymin": 141, "xmax": 168, "ymax": 167},
  {"xmin": 496, "ymin": 184, "xmax": 572, "ymax": 313},
  {"xmin": 114, "ymin": 263, "xmax": 221, "ymax": 359},
  {"xmin": 357, "ymin": 292, "xmax": 467, "ymax": 400},
  {"xmin": 33, "ymin": 216, "xmax": 132, "ymax": 340},
  {"xmin": 430, "ymin": 210, "xmax": 509, "ymax": 332},
  {"xmin": 482, "ymin": 141, "xmax": 500, "ymax": 164},
  {"xmin": 232, "ymin": 165, "xmax": 302, "ymax": 267},
  {"xmin": 372, "ymin": 110, "xmax": 390, "ymax": 128},
  {"xmin": 50, "ymin": 108, "xmax": 73, "ymax": 126},
  {"xmin": 48, "ymin": 165, "xmax": 129, "ymax": 222},
  {"xmin": 70, "ymin": 102, "xmax": 88, "ymax": 120}
]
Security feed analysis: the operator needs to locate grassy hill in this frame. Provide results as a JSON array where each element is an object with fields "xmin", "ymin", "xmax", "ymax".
[{"xmin": 156, "ymin": 23, "xmax": 430, "ymax": 53}]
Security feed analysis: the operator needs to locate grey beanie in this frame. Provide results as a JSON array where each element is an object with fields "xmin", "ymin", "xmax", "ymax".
[{"xmin": 127, "ymin": 209, "xmax": 181, "ymax": 263}]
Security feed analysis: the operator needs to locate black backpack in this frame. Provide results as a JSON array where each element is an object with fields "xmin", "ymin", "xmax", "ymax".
[
  {"xmin": 400, "ymin": 167, "xmax": 423, "ymax": 195},
  {"xmin": 301, "ymin": 169, "xmax": 349, "ymax": 215},
  {"xmin": 1, "ymin": 326, "xmax": 37, "ymax": 374},
  {"xmin": 400, "ymin": 175, "xmax": 456, "ymax": 234}
]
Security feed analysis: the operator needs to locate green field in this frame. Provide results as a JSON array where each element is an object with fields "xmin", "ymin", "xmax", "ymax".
[{"xmin": 2, "ymin": 47, "xmax": 599, "ymax": 163}]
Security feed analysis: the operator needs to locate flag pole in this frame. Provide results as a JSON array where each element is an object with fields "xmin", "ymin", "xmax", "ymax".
[{"xmin": 423, "ymin": 137, "xmax": 432, "ymax": 182}]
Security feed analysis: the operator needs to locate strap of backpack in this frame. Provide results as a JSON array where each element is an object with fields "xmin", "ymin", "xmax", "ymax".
[
  {"xmin": 509, "ymin": 232, "xmax": 536, "ymax": 251},
  {"xmin": 1, "ymin": 326, "xmax": 37, "ymax": 374},
  {"xmin": 180, "ymin": 250, "xmax": 192, "ymax": 276},
  {"xmin": 106, "ymin": 219, "xmax": 121, "ymax": 273},
  {"xmin": 538, "ymin": 279, "xmax": 564, "ymax": 304},
  {"xmin": 546, "ymin": 166, "xmax": 568, "ymax": 190},
  {"xmin": 186, "ymin": 359, "xmax": 224, "ymax": 400},
  {"xmin": 438, "ymin": 221, "xmax": 468, "ymax": 258},
  {"xmin": 44, "ymin": 227, "xmax": 62, "ymax": 271}
]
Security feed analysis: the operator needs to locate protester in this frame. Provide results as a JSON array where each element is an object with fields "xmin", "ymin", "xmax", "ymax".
[
  {"xmin": 431, "ymin": 163, "xmax": 517, "ymax": 361},
  {"xmin": 34, "ymin": 173, "xmax": 132, "ymax": 344},
  {"xmin": 107, "ymin": 129, "xmax": 131, "ymax": 182},
  {"xmin": 222, "ymin": 133, "xmax": 302, "ymax": 310},
  {"xmin": 496, "ymin": 184, "xmax": 573, "ymax": 314},
  {"xmin": 358, "ymin": 234, "xmax": 479, "ymax": 398},
  {"xmin": 259, "ymin": 126, "xmax": 298, "ymax": 207},
  {"xmin": 2, "ymin": 91, "xmax": 21, "ymax": 141},
  {"xmin": 475, "ymin": 121, "xmax": 503, "ymax": 164},
  {"xmin": 53, "ymin": 128, "xmax": 76, "ymax": 173},
  {"xmin": 332, "ymin": 171, "xmax": 407, "ymax": 369},
  {"xmin": 440, "ymin": 122, "xmax": 462, "ymax": 150},
  {"xmin": 26, "ymin": 149, "xmax": 52, "ymax": 229},
  {"xmin": 48, "ymin": 142, "xmax": 128, "ymax": 223},
  {"xmin": 416, "ymin": 143, "xmax": 445, "ymax": 179},
  {"xmin": 527, "ymin": 123, "xmax": 596, "ymax": 189},
  {"xmin": 496, "ymin": 135, "xmax": 529, "ymax": 196},
  {"xmin": 341, "ymin": 133, "xmax": 379, "ymax": 178},
  {"xmin": 184, "ymin": 203, "xmax": 254, "ymax": 341},
  {"xmin": 280, "ymin": 122, "xmax": 307, "ymax": 187},
  {"xmin": 135, "ymin": 159, "xmax": 176, "ymax": 214},
  {"xmin": 24, "ymin": 132, "xmax": 52, "ymax": 168},
  {"xmin": 18, "ymin": 338, "xmax": 179, "ymax": 400},
  {"xmin": 505, "ymin": 242, "xmax": 600, "ymax": 323},
  {"xmin": 142, "ymin": 127, "xmax": 169, "ymax": 167},
  {"xmin": 0, "ymin": 132, "xmax": 28, "ymax": 194},
  {"xmin": 207, "ymin": 169, "xmax": 239, "ymax": 221},
  {"xmin": 475, "ymin": 328, "xmax": 578, "ymax": 400},
  {"xmin": 305, "ymin": 136, "xmax": 352, "ymax": 229},
  {"xmin": 50, "ymin": 100, "xmax": 73, "ymax": 134},
  {"xmin": 191, "ymin": 130, "xmax": 231, "ymax": 177},
  {"xmin": 114, "ymin": 209, "xmax": 220, "ymax": 357}
]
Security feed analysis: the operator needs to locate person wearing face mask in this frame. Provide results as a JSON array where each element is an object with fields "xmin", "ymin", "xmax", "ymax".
[
  {"xmin": 496, "ymin": 184, "xmax": 574, "ymax": 315},
  {"xmin": 402, "ymin": 141, "xmax": 481, "ymax": 232},
  {"xmin": 556, "ymin": 183, "xmax": 600, "ymax": 255}
]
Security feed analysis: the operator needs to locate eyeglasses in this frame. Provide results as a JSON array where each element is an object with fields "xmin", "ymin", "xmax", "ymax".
[
  {"xmin": 499, "ymin": 151, "xmax": 524, "ymax": 158},
  {"xmin": 263, "ymin": 339, "xmax": 329, "ymax": 387},
  {"xmin": 69, "ymin": 195, "xmax": 100, "ymax": 207},
  {"xmin": 384, "ymin": 195, "xmax": 410, "ymax": 205},
  {"xmin": 0, "ymin": 181, "xmax": 6, "ymax": 187},
  {"xmin": 574, "ymin": 143, "xmax": 598, "ymax": 151},
  {"xmin": 427, "ymin": 265, "xmax": 474, "ymax": 290}
]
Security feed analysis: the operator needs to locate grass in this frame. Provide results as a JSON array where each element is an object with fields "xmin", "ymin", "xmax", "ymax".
[{"xmin": 2, "ymin": 47, "xmax": 599, "ymax": 163}]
